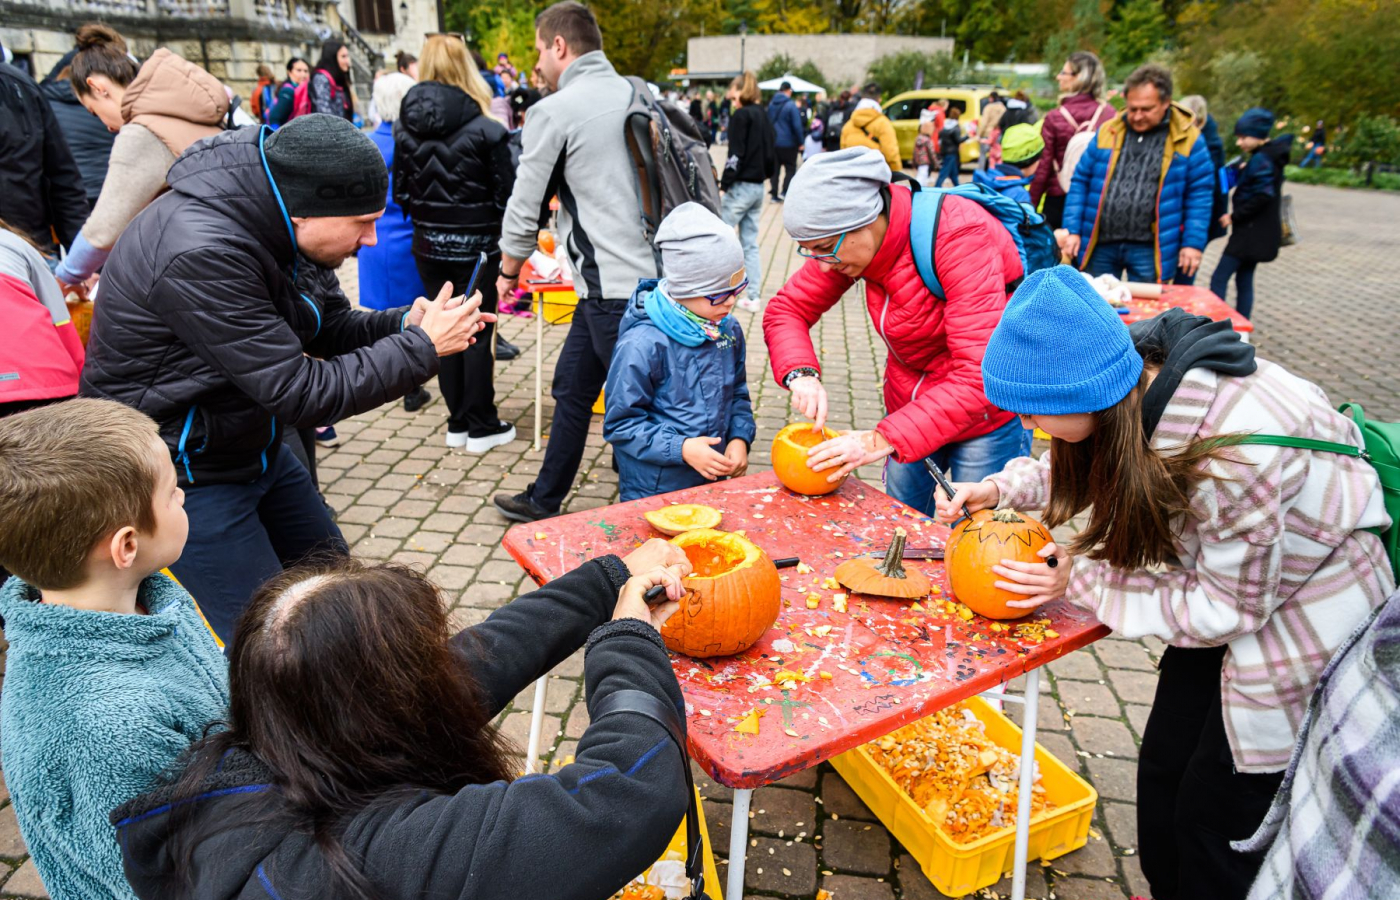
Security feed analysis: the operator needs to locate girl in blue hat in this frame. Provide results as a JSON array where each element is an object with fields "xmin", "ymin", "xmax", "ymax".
[{"xmin": 935, "ymin": 265, "xmax": 1393, "ymax": 900}]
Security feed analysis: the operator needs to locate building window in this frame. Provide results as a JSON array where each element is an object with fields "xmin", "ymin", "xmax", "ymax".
[{"xmin": 355, "ymin": 0, "xmax": 396, "ymax": 33}]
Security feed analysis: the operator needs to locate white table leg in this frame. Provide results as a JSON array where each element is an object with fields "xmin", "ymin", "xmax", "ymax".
[
  {"xmin": 726, "ymin": 787, "xmax": 752, "ymax": 900},
  {"xmin": 1010, "ymin": 666, "xmax": 1041, "ymax": 900},
  {"xmin": 524, "ymin": 675, "xmax": 548, "ymax": 774},
  {"xmin": 533, "ymin": 292, "xmax": 543, "ymax": 451}
]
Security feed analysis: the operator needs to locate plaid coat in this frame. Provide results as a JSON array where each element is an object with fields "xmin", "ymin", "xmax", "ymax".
[
  {"xmin": 1237, "ymin": 588, "xmax": 1400, "ymax": 899},
  {"xmin": 988, "ymin": 361, "xmax": 1395, "ymax": 772}
]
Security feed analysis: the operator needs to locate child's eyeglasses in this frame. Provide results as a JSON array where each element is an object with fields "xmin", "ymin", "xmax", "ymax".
[
  {"xmin": 797, "ymin": 232, "xmax": 847, "ymax": 264},
  {"xmin": 704, "ymin": 279, "xmax": 750, "ymax": 305}
]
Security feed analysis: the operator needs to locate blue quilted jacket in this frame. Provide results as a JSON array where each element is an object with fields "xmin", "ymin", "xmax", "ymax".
[{"xmin": 1063, "ymin": 103, "xmax": 1215, "ymax": 281}]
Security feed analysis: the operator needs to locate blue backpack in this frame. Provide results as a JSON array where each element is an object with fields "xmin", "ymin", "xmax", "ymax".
[{"xmin": 907, "ymin": 182, "xmax": 1059, "ymax": 300}]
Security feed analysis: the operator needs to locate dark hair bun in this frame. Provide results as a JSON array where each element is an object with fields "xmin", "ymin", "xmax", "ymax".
[{"xmin": 75, "ymin": 22, "xmax": 126, "ymax": 53}]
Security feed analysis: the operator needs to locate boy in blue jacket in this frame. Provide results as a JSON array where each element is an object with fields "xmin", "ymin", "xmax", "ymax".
[
  {"xmin": 0, "ymin": 398, "xmax": 229, "ymax": 900},
  {"xmin": 605, "ymin": 203, "xmax": 757, "ymax": 502},
  {"xmin": 971, "ymin": 123, "xmax": 1043, "ymax": 204}
]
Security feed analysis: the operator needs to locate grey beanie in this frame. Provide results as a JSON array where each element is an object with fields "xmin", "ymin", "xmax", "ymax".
[
  {"xmin": 263, "ymin": 114, "xmax": 388, "ymax": 218},
  {"xmin": 782, "ymin": 147, "xmax": 891, "ymax": 241},
  {"xmin": 657, "ymin": 202, "xmax": 747, "ymax": 298}
]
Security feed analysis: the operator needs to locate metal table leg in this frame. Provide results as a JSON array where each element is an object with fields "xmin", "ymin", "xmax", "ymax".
[
  {"xmin": 1010, "ymin": 667, "xmax": 1041, "ymax": 900},
  {"xmin": 524, "ymin": 675, "xmax": 548, "ymax": 774},
  {"xmin": 726, "ymin": 787, "xmax": 752, "ymax": 900}
]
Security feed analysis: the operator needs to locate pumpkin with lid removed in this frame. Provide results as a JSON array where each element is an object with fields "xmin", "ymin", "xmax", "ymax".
[
  {"xmin": 834, "ymin": 527, "xmax": 930, "ymax": 599},
  {"xmin": 643, "ymin": 503, "xmax": 723, "ymax": 536},
  {"xmin": 661, "ymin": 529, "xmax": 781, "ymax": 658},
  {"xmin": 945, "ymin": 509, "xmax": 1053, "ymax": 619},
  {"xmin": 772, "ymin": 423, "xmax": 846, "ymax": 495}
]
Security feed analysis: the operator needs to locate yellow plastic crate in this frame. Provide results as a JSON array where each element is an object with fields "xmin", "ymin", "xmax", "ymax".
[
  {"xmin": 624, "ymin": 786, "xmax": 723, "ymax": 899},
  {"xmin": 541, "ymin": 289, "xmax": 580, "ymax": 324},
  {"xmin": 829, "ymin": 695, "xmax": 1096, "ymax": 897}
]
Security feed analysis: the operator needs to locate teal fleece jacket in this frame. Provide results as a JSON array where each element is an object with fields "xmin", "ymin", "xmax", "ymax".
[{"xmin": 0, "ymin": 573, "xmax": 228, "ymax": 900}]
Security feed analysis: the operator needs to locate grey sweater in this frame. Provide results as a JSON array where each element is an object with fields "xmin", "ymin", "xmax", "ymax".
[
  {"xmin": 1097, "ymin": 119, "xmax": 1169, "ymax": 245},
  {"xmin": 499, "ymin": 51, "xmax": 657, "ymax": 300}
]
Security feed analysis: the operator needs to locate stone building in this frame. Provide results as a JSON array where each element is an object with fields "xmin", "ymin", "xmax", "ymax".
[
  {"xmin": 687, "ymin": 33, "xmax": 955, "ymax": 91},
  {"xmin": 0, "ymin": 0, "xmax": 441, "ymax": 106}
]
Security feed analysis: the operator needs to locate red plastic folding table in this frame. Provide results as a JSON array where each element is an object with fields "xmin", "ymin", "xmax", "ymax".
[{"xmin": 502, "ymin": 473, "xmax": 1110, "ymax": 900}]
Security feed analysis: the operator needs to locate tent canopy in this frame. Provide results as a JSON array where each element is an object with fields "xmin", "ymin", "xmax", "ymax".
[{"xmin": 757, "ymin": 74, "xmax": 824, "ymax": 94}]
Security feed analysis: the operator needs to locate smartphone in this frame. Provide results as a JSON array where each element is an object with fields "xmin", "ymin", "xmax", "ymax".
[{"xmin": 463, "ymin": 251, "xmax": 487, "ymax": 300}]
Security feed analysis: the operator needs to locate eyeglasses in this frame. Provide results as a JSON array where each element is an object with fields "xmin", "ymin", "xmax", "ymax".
[
  {"xmin": 797, "ymin": 232, "xmax": 847, "ymax": 264},
  {"xmin": 703, "ymin": 279, "xmax": 750, "ymax": 305}
]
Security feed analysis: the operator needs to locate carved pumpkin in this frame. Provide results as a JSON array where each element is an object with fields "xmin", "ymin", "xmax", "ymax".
[
  {"xmin": 834, "ymin": 527, "xmax": 931, "ymax": 599},
  {"xmin": 772, "ymin": 423, "xmax": 846, "ymax": 495},
  {"xmin": 644, "ymin": 503, "xmax": 723, "ymax": 536},
  {"xmin": 945, "ymin": 509, "xmax": 1053, "ymax": 620},
  {"xmin": 661, "ymin": 529, "xmax": 781, "ymax": 658}
]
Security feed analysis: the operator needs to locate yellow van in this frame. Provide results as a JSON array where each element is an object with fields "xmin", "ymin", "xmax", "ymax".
[{"xmin": 882, "ymin": 86, "xmax": 999, "ymax": 167}]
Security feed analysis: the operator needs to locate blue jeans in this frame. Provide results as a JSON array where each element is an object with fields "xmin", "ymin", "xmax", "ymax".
[
  {"xmin": 1084, "ymin": 240, "xmax": 1159, "ymax": 283},
  {"xmin": 1209, "ymin": 253, "xmax": 1257, "ymax": 319},
  {"xmin": 935, "ymin": 154, "xmax": 960, "ymax": 187},
  {"xmin": 720, "ymin": 181, "xmax": 764, "ymax": 301},
  {"xmin": 1299, "ymin": 147, "xmax": 1324, "ymax": 168},
  {"xmin": 883, "ymin": 417, "xmax": 1032, "ymax": 516},
  {"xmin": 170, "ymin": 446, "xmax": 347, "ymax": 645}
]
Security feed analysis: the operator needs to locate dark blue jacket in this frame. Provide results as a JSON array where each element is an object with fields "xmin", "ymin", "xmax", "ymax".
[
  {"xmin": 604, "ymin": 282, "xmax": 756, "ymax": 501},
  {"xmin": 972, "ymin": 164, "xmax": 1032, "ymax": 204},
  {"xmin": 1063, "ymin": 103, "xmax": 1215, "ymax": 281},
  {"xmin": 1225, "ymin": 134, "xmax": 1293, "ymax": 263},
  {"xmin": 1201, "ymin": 113, "xmax": 1228, "ymax": 242},
  {"xmin": 358, "ymin": 121, "xmax": 426, "ymax": 310},
  {"xmin": 768, "ymin": 92, "xmax": 804, "ymax": 149}
]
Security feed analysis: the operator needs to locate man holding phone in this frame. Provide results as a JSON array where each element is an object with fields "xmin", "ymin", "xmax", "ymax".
[{"xmin": 80, "ymin": 115, "xmax": 490, "ymax": 643}]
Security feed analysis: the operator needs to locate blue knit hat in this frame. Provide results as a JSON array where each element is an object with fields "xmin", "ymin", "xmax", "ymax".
[
  {"xmin": 1234, "ymin": 107, "xmax": 1274, "ymax": 139},
  {"xmin": 982, "ymin": 266, "xmax": 1143, "ymax": 414}
]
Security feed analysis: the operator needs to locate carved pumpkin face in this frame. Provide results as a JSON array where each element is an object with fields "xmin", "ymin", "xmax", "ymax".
[
  {"xmin": 661, "ymin": 529, "xmax": 781, "ymax": 658},
  {"xmin": 772, "ymin": 423, "xmax": 846, "ymax": 495},
  {"xmin": 945, "ymin": 509, "xmax": 1053, "ymax": 620}
]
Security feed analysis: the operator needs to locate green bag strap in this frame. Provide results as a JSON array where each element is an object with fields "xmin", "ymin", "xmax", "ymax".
[{"xmin": 1233, "ymin": 434, "xmax": 1365, "ymax": 458}]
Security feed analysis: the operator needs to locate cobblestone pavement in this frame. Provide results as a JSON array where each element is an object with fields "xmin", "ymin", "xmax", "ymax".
[{"xmin": 2, "ymin": 182, "xmax": 1398, "ymax": 899}]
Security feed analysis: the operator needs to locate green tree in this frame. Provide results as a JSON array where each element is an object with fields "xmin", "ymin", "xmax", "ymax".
[
  {"xmin": 1042, "ymin": 0, "xmax": 1108, "ymax": 76},
  {"xmin": 865, "ymin": 50, "xmax": 971, "ymax": 95},
  {"xmin": 1104, "ymin": 0, "xmax": 1170, "ymax": 72},
  {"xmin": 756, "ymin": 53, "xmax": 829, "ymax": 91}
]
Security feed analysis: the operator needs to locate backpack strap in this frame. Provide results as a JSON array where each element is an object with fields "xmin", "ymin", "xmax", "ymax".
[
  {"xmin": 909, "ymin": 190, "xmax": 947, "ymax": 302},
  {"xmin": 1058, "ymin": 106, "xmax": 1080, "ymax": 130},
  {"xmin": 1232, "ymin": 434, "xmax": 1365, "ymax": 458},
  {"xmin": 591, "ymin": 689, "xmax": 707, "ymax": 900}
]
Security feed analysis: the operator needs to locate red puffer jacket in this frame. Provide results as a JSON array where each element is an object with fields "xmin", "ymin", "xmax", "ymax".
[{"xmin": 764, "ymin": 186, "xmax": 1020, "ymax": 463}]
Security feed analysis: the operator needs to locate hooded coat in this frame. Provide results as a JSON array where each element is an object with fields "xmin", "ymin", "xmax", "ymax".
[
  {"xmin": 1224, "ymin": 134, "xmax": 1294, "ymax": 263},
  {"xmin": 110, "ymin": 559, "xmax": 690, "ymax": 900},
  {"xmin": 39, "ymin": 55, "xmax": 115, "ymax": 203},
  {"xmin": 604, "ymin": 282, "xmax": 756, "ymax": 501},
  {"xmin": 79, "ymin": 127, "xmax": 439, "ymax": 486},
  {"xmin": 0, "ymin": 61, "xmax": 89, "ymax": 249},
  {"xmin": 0, "ymin": 229, "xmax": 84, "ymax": 405},
  {"xmin": 764, "ymin": 186, "xmax": 1020, "ymax": 463},
  {"xmin": 767, "ymin": 91, "xmax": 803, "ymax": 149},
  {"xmin": 841, "ymin": 106, "xmax": 901, "ymax": 170}
]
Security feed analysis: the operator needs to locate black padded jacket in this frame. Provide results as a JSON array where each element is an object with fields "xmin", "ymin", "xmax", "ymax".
[
  {"xmin": 0, "ymin": 62, "xmax": 89, "ymax": 249},
  {"xmin": 39, "ymin": 73, "xmax": 114, "ymax": 204},
  {"xmin": 79, "ymin": 127, "xmax": 439, "ymax": 486},
  {"xmin": 112, "ymin": 557, "xmax": 691, "ymax": 900},
  {"xmin": 393, "ymin": 81, "xmax": 515, "ymax": 262}
]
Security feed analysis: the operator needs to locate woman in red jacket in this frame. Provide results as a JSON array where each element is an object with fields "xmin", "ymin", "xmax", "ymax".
[{"xmin": 763, "ymin": 147, "xmax": 1030, "ymax": 515}]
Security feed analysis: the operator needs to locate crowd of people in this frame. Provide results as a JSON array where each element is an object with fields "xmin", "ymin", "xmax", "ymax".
[{"xmin": 0, "ymin": 5, "xmax": 1396, "ymax": 900}]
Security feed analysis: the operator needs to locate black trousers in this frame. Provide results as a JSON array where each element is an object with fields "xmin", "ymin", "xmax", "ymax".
[
  {"xmin": 530, "ymin": 297, "xmax": 625, "ymax": 511},
  {"xmin": 414, "ymin": 254, "xmax": 501, "ymax": 437},
  {"xmin": 1041, "ymin": 193, "xmax": 1066, "ymax": 231},
  {"xmin": 1137, "ymin": 645, "xmax": 1284, "ymax": 900},
  {"xmin": 771, "ymin": 145, "xmax": 799, "ymax": 199}
]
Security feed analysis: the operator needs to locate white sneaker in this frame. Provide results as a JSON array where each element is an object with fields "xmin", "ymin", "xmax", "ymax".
[
  {"xmin": 463, "ymin": 422, "xmax": 517, "ymax": 454},
  {"xmin": 737, "ymin": 295, "xmax": 762, "ymax": 313},
  {"xmin": 446, "ymin": 430, "xmax": 470, "ymax": 449}
]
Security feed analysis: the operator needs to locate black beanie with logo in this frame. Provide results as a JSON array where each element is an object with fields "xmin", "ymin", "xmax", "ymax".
[{"xmin": 262, "ymin": 114, "xmax": 388, "ymax": 217}]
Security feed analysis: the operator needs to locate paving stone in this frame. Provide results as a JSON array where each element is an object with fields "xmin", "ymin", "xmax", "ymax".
[
  {"xmin": 480, "ymin": 559, "xmax": 530, "ymax": 584},
  {"xmin": 422, "ymin": 512, "xmax": 469, "ymax": 533},
  {"xmin": 1048, "ymin": 650, "xmax": 1102, "ymax": 682},
  {"xmin": 821, "ymin": 819, "xmax": 891, "ymax": 876},
  {"xmin": 775, "ymin": 766, "xmax": 819, "ymax": 790},
  {"xmin": 338, "ymin": 504, "xmax": 387, "ymax": 525},
  {"xmin": 352, "ymin": 536, "xmax": 400, "ymax": 559},
  {"xmin": 749, "ymin": 786, "xmax": 817, "ymax": 837},
  {"xmin": 440, "ymin": 543, "xmax": 491, "ymax": 567},
  {"xmin": 402, "ymin": 531, "xmax": 455, "ymax": 554},
  {"xmin": 821, "ymin": 771, "xmax": 876, "ymax": 821},
  {"xmin": 458, "ymin": 523, "xmax": 508, "ymax": 544},
  {"xmin": 729, "ymin": 835, "xmax": 817, "ymax": 896},
  {"xmin": 1052, "ymin": 875, "xmax": 1131, "ymax": 899},
  {"xmin": 1123, "ymin": 704, "xmax": 1152, "ymax": 741},
  {"xmin": 0, "ymin": 805, "xmax": 26, "ymax": 860},
  {"xmin": 1084, "ymin": 757, "xmax": 1138, "ymax": 803},
  {"xmin": 1093, "ymin": 639, "xmax": 1158, "ymax": 672},
  {"xmin": 497, "ymin": 711, "xmax": 561, "ymax": 758},
  {"xmin": 446, "ymin": 606, "xmax": 490, "ymax": 630},
  {"xmin": 1106, "ymin": 669, "xmax": 1160, "ymax": 706},
  {"xmin": 1101, "ymin": 800, "xmax": 1138, "ymax": 851},
  {"xmin": 460, "ymin": 582, "xmax": 516, "ymax": 609},
  {"xmin": 820, "ymin": 873, "xmax": 895, "ymax": 900},
  {"xmin": 2, "ymin": 858, "xmax": 48, "ymax": 898},
  {"xmin": 1069, "ymin": 717, "xmax": 1139, "ymax": 759},
  {"xmin": 1060, "ymin": 681, "xmax": 1121, "ymax": 718},
  {"xmin": 510, "ymin": 676, "xmax": 576, "ymax": 715},
  {"xmin": 1054, "ymin": 827, "xmax": 1119, "ymax": 878}
]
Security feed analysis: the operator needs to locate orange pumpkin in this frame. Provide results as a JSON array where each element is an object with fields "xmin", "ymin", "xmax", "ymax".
[
  {"xmin": 538, "ymin": 229, "xmax": 556, "ymax": 254},
  {"xmin": 772, "ymin": 423, "xmax": 846, "ymax": 495},
  {"xmin": 834, "ymin": 526, "xmax": 930, "ymax": 599},
  {"xmin": 945, "ymin": 508, "xmax": 1053, "ymax": 620},
  {"xmin": 661, "ymin": 529, "xmax": 781, "ymax": 658},
  {"xmin": 644, "ymin": 503, "xmax": 722, "ymax": 536}
]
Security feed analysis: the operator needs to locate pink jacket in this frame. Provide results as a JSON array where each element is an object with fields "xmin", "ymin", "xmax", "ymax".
[
  {"xmin": 0, "ymin": 274, "xmax": 84, "ymax": 404},
  {"xmin": 763, "ymin": 186, "xmax": 1020, "ymax": 462},
  {"xmin": 988, "ymin": 361, "xmax": 1395, "ymax": 772},
  {"xmin": 1028, "ymin": 92, "xmax": 1116, "ymax": 205}
]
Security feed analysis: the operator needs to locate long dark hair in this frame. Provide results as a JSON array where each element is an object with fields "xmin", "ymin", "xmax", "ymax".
[
  {"xmin": 166, "ymin": 560, "xmax": 516, "ymax": 899},
  {"xmin": 315, "ymin": 40, "xmax": 351, "ymax": 92},
  {"xmin": 1043, "ymin": 348, "xmax": 1246, "ymax": 570}
]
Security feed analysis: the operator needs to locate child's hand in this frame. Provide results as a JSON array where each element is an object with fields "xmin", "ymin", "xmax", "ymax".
[
  {"xmin": 1219, "ymin": 213, "xmax": 1232, "ymax": 228},
  {"xmin": 683, "ymin": 436, "xmax": 735, "ymax": 480},
  {"xmin": 934, "ymin": 481, "xmax": 1000, "ymax": 523},
  {"xmin": 613, "ymin": 562, "xmax": 690, "ymax": 630},
  {"xmin": 724, "ymin": 439, "xmax": 749, "ymax": 477},
  {"xmin": 994, "ymin": 543, "xmax": 1072, "ymax": 610}
]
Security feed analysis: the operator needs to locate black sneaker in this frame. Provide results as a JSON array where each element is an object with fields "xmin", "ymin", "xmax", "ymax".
[
  {"xmin": 404, "ymin": 386, "xmax": 431, "ymax": 412},
  {"xmin": 496, "ymin": 337, "xmax": 521, "ymax": 361},
  {"xmin": 493, "ymin": 484, "xmax": 558, "ymax": 523}
]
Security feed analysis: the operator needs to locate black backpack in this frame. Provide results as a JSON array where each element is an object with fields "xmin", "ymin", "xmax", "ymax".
[{"xmin": 623, "ymin": 77, "xmax": 722, "ymax": 268}]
